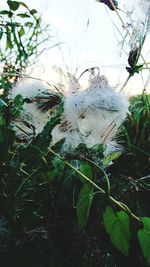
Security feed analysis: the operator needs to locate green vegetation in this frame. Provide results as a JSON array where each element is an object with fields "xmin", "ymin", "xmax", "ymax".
[{"xmin": 0, "ymin": 1, "xmax": 150, "ymax": 267}]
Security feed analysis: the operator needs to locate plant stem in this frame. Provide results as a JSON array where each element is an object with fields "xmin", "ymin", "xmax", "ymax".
[
  {"xmin": 48, "ymin": 148, "xmax": 141, "ymax": 222},
  {"xmin": 81, "ymin": 156, "xmax": 111, "ymax": 197},
  {"xmin": 15, "ymin": 164, "xmax": 42, "ymax": 196},
  {"xmin": 0, "ymin": 72, "xmax": 52, "ymax": 87}
]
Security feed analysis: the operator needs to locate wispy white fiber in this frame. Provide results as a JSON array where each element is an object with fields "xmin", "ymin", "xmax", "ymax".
[
  {"xmin": 127, "ymin": 0, "xmax": 150, "ymax": 49},
  {"xmin": 51, "ymin": 70, "xmax": 129, "ymax": 154},
  {"xmin": 11, "ymin": 70, "xmax": 129, "ymax": 155},
  {"xmin": 10, "ymin": 79, "xmax": 53, "ymax": 137}
]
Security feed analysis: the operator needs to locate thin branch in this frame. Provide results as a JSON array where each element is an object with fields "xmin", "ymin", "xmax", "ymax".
[
  {"xmin": 48, "ymin": 148, "xmax": 140, "ymax": 222},
  {"xmin": 0, "ymin": 72, "xmax": 52, "ymax": 87}
]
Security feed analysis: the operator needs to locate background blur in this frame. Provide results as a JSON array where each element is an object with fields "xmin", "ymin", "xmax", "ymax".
[{"xmin": 1, "ymin": 0, "xmax": 150, "ymax": 94}]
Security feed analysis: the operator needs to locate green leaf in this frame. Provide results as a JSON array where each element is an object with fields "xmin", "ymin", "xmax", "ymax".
[
  {"xmin": 103, "ymin": 206, "xmax": 131, "ymax": 256},
  {"xmin": 103, "ymin": 206, "xmax": 117, "ymax": 234},
  {"xmin": 30, "ymin": 9, "xmax": 37, "ymax": 15},
  {"xmin": 7, "ymin": 1, "xmax": 20, "ymax": 11},
  {"xmin": 77, "ymin": 183, "xmax": 93, "ymax": 230},
  {"xmin": 133, "ymin": 64, "xmax": 143, "ymax": 73},
  {"xmin": 137, "ymin": 217, "xmax": 150, "ymax": 265},
  {"xmin": 52, "ymin": 157, "xmax": 65, "ymax": 173},
  {"xmin": 0, "ymin": 10, "xmax": 13, "ymax": 16},
  {"xmin": 0, "ymin": 29, "xmax": 3, "ymax": 40},
  {"xmin": 17, "ymin": 13, "xmax": 30, "ymax": 18},
  {"xmin": 19, "ymin": 1, "xmax": 28, "ymax": 9},
  {"xmin": 46, "ymin": 169, "xmax": 57, "ymax": 182},
  {"xmin": 19, "ymin": 105, "xmax": 63, "ymax": 168},
  {"xmin": 0, "ymin": 98, "xmax": 8, "ymax": 107},
  {"xmin": 51, "ymin": 138, "xmax": 65, "ymax": 152},
  {"xmin": 14, "ymin": 94, "xmax": 23, "ymax": 106},
  {"xmin": 103, "ymin": 151, "xmax": 122, "ymax": 167},
  {"xmin": 6, "ymin": 32, "xmax": 13, "ymax": 49},
  {"xmin": 0, "ymin": 126, "xmax": 15, "ymax": 158},
  {"xmin": 92, "ymin": 143, "xmax": 104, "ymax": 153},
  {"xmin": 79, "ymin": 163, "xmax": 93, "ymax": 183},
  {"xmin": 11, "ymin": 94, "xmax": 23, "ymax": 117},
  {"xmin": 31, "ymin": 113, "xmax": 61, "ymax": 153},
  {"xmin": 25, "ymin": 22, "xmax": 33, "ymax": 27},
  {"xmin": 18, "ymin": 27, "xmax": 25, "ymax": 37}
]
